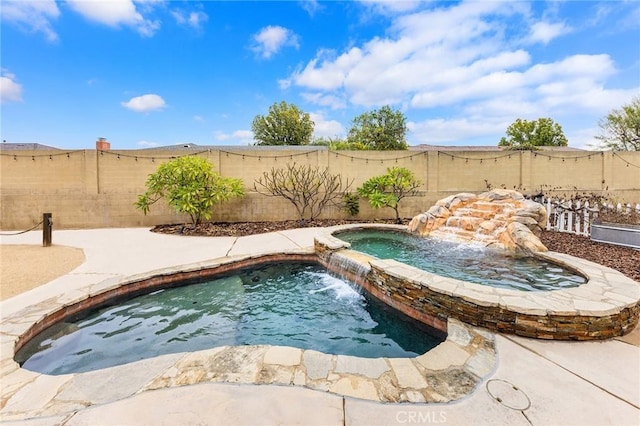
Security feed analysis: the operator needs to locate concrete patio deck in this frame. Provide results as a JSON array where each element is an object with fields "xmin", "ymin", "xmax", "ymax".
[{"xmin": 1, "ymin": 227, "xmax": 639, "ymax": 425}]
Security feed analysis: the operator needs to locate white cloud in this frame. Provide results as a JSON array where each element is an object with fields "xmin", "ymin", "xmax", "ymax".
[
  {"xmin": 407, "ymin": 117, "xmax": 509, "ymax": 145},
  {"xmin": 1, "ymin": 0, "xmax": 60, "ymax": 42},
  {"xmin": 171, "ymin": 9, "xmax": 208, "ymax": 31},
  {"xmin": 565, "ymin": 127, "xmax": 601, "ymax": 151},
  {"xmin": 66, "ymin": 0, "xmax": 160, "ymax": 37},
  {"xmin": 527, "ymin": 21, "xmax": 571, "ymax": 45},
  {"xmin": 309, "ymin": 112, "xmax": 346, "ymax": 138},
  {"xmin": 287, "ymin": 1, "xmax": 528, "ymax": 107},
  {"xmin": 251, "ymin": 26, "xmax": 299, "ymax": 59},
  {"xmin": 281, "ymin": 1, "xmax": 635, "ymax": 148},
  {"xmin": 358, "ymin": 0, "xmax": 423, "ymax": 15},
  {"xmin": 214, "ymin": 130, "xmax": 255, "ymax": 145},
  {"xmin": 0, "ymin": 71, "xmax": 23, "ymax": 103},
  {"xmin": 193, "ymin": 115, "xmax": 205, "ymax": 123},
  {"xmin": 301, "ymin": 92, "xmax": 347, "ymax": 109},
  {"xmin": 137, "ymin": 140, "xmax": 159, "ymax": 148},
  {"xmin": 121, "ymin": 94, "xmax": 166, "ymax": 112},
  {"xmin": 299, "ymin": 0, "xmax": 322, "ymax": 17}
]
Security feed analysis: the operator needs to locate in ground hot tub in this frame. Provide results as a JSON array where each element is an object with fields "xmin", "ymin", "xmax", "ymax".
[{"xmin": 315, "ymin": 224, "xmax": 640, "ymax": 340}]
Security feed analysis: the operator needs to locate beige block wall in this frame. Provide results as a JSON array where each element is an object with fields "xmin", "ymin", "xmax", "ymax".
[
  {"xmin": 0, "ymin": 150, "xmax": 97, "ymax": 195},
  {"xmin": 1, "ymin": 148, "xmax": 639, "ymax": 230},
  {"xmin": 436, "ymin": 151, "xmax": 522, "ymax": 191}
]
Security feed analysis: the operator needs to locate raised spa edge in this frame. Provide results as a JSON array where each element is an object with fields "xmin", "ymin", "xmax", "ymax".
[{"xmin": 315, "ymin": 224, "xmax": 640, "ymax": 340}]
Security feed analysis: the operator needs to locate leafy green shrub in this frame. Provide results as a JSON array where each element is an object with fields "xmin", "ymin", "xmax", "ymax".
[
  {"xmin": 343, "ymin": 193, "xmax": 360, "ymax": 216},
  {"xmin": 135, "ymin": 156, "xmax": 245, "ymax": 225},
  {"xmin": 357, "ymin": 167, "xmax": 421, "ymax": 223}
]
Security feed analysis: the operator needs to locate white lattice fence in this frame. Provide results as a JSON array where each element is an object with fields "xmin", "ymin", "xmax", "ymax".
[{"xmin": 544, "ymin": 199, "xmax": 640, "ymax": 236}]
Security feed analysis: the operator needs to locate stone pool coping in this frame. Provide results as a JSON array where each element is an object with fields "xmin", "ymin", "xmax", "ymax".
[
  {"xmin": 316, "ymin": 224, "xmax": 640, "ymax": 340},
  {"xmin": 0, "ymin": 250, "xmax": 496, "ymax": 421}
]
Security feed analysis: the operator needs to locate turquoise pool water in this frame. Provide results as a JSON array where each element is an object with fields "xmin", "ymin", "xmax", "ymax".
[
  {"xmin": 16, "ymin": 262, "xmax": 444, "ymax": 375},
  {"xmin": 336, "ymin": 229, "xmax": 585, "ymax": 291}
]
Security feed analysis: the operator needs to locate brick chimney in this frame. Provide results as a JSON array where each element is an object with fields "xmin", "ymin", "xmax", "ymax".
[{"xmin": 96, "ymin": 137, "xmax": 110, "ymax": 151}]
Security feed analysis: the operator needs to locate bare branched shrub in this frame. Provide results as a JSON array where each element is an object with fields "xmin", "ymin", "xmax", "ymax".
[{"xmin": 254, "ymin": 163, "xmax": 353, "ymax": 222}]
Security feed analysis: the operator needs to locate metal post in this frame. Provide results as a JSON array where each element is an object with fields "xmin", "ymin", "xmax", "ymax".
[{"xmin": 43, "ymin": 213, "xmax": 52, "ymax": 247}]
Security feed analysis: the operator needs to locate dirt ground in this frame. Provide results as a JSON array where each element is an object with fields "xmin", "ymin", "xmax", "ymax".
[{"xmin": 0, "ymin": 245, "xmax": 85, "ymax": 301}]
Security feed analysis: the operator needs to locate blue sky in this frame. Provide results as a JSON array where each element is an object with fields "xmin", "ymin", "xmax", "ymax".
[{"xmin": 1, "ymin": 0, "xmax": 639, "ymax": 150}]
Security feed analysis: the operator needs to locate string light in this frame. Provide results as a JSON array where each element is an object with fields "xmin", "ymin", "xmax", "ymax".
[{"xmin": 5, "ymin": 149, "xmax": 631, "ymax": 170}]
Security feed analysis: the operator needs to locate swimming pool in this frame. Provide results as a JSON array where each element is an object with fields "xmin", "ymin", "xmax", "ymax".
[{"xmin": 16, "ymin": 262, "xmax": 444, "ymax": 375}]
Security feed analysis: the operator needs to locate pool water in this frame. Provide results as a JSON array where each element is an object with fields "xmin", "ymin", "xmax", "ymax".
[
  {"xmin": 337, "ymin": 229, "xmax": 585, "ymax": 291},
  {"xmin": 16, "ymin": 263, "xmax": 443, "ymax": 375}
]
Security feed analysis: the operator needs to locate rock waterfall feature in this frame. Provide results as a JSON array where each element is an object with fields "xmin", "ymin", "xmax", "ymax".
[{"xmin": 408, "ymin": 189, "xmax": 548, "ymax": 254}]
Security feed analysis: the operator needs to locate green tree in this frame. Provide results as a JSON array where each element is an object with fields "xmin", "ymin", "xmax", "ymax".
[
  {"xmin": 312, "ymin": 136, "xmax": 368, "ymax": 150},
  {"xmin": 135, "ymin": 156, "xmax": 245, "ymax": 225},
  {"xmin": 357, "ymin": 167, "xmax": 421, "ymax": 223},
  {"xmin": 498, "ymin": 118, "xmax": 568, "ymax": 150},
  {"xmin": 595, "ymin": 96, "xmax": 640, "ymax": 151},
  {"xmin": 254, "ymin": 163, "xmax": 353, "ymax": 222},
  {"xmin": 347, "ymin": 105, "xmax": 408, "ymax": 150},
  {"xmin": 252, "ymin": 101, "xmax": 314, "ymax": 146}
]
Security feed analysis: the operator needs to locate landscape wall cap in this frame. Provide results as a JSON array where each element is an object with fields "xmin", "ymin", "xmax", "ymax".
[{"xmin": 410, "ymin": 144, "xmax": 586, "ymax": 152}]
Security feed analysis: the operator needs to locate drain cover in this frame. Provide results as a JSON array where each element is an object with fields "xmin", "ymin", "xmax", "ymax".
[{"xmin": 486, "ymin": 379, "xmax": 531, "ymax": 411}]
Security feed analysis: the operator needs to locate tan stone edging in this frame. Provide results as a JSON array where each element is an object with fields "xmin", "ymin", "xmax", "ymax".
[
  {"xmin": 0, "ymin": 252, "xmax": 496, "ymax": 421},
  {"xmin": 317, "ymin": 224, "xmax": 640, "ymax": 340}
]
